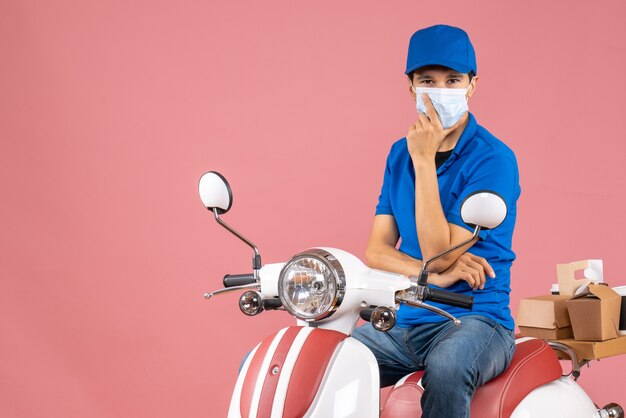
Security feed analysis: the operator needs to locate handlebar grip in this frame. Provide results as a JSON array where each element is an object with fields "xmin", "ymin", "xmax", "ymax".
[
  {"xmin": 263, "ymin": 298, "xmax": 282, "ymax": 310},
  {"xmin": 423, "ymin": 287, "xmax": 473, "ymax": 310},
  {"xmin": 223, "ymin": 273, "xmax": 256, "ymax": 287},
  {"xmin": 359, "ymin": 306, "xmax": 377, "ymax": 322}
]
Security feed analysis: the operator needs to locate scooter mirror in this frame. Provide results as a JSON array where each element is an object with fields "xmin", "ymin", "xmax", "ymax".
[
  {"xmin": 198, "ymin": 171, "xmax": 233, "ymax": 214},
  {"xmin": 460, "ymin": 191, "xmax": 507, "ymax": 230}
]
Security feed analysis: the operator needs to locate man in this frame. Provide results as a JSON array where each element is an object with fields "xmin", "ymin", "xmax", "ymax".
[{"xmin": 352, "ymin": 24, "xmax": 520, "ymax": 417}]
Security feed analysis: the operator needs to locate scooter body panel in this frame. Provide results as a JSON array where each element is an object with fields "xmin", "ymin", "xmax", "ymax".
[
  {"xmin": 228, "ymin": 327, "xmax": 379, "ymax": 418},
  {"xmin": 303, "ymin": 337, "xmax": 379, "ymax": 418},
  {"xmin": 511, "ymin": 377, "xmax": 600, "ymax": 418}
]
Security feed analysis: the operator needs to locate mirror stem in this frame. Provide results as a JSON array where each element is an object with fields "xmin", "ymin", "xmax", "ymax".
[
  {"xmin": 417, "ymin": 225, "xmax": 481, "ymax": 286},
  {"xmin": 213, "ymin": 209, "xmax": 262, "ymax": 279}
]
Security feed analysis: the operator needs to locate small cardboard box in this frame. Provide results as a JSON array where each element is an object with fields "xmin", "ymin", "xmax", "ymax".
[
  {"xmin": 566, "ymin": 283, "xmax": 621, "ymax": 341},
  {"xmin": 516, "ymin": 295, "xmax": 573, "ymax": 340},
  {"xmin": 556, "ymin": 259, "xmax": 603, "ymax": 296},
  {"xmin": 614, "ymin": 286, "xmax": 626, "ymax": 335},
  {"xmin": 553, "ymin": 335, "xmax": 626, "ymax": 360}
]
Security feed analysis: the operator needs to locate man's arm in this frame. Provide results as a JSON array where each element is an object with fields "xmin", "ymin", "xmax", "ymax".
[
  {"xmin": 364, "ymin": 214, "xmax": 423, "ymax": 277},
  {"xmin": 408, "ymin": 95, "xmax": 477, "ymax": 272},
  {"xmin": 365, "ymin": 214, "xmax": 494, "ymax": 289},
  {"xmin": 413, "ymin": 157, "xmax": 477, "ymax": 271}
]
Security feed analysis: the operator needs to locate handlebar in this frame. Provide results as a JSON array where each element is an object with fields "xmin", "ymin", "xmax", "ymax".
[
  {"xmin": 263, "ymin": 298, "xmax": 283, "ymax": 310},
  {"xmin": 223, "ymin": 273, "xmax": 256, "ymax": 287},
  {"xmin": 422, "ymin": 287, "xmax": 473, "ymax": 310},
  {"xmin": 359, "ymin": 306, "xmax": 376, "ymax": 322}
]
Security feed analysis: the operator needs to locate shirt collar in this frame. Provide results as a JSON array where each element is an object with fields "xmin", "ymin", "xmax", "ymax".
[{"xmin": 437, "ymin": 112, "xmax": 478, "ymax": 174}]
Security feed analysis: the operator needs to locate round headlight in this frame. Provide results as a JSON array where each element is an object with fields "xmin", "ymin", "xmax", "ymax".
[{"xmin": 278, "ymin": 249, "xmax": 345, "ymax": 321}]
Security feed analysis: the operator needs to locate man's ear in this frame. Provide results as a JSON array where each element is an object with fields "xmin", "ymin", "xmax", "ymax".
[
  {"xmin": 467, "ymin": 76, "xmax": 479, "ymax": 99},
  {"xmin": 408, "ymin": 77, "xmax": 416, "ymax": 100}
]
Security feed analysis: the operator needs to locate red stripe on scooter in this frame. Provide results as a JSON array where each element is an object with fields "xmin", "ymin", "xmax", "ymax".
[
  {"xmin": 282, "ymin": 328, "xmax": 349, "ymax": 418},
  {"xmin": 405, "ymin": 371, "xmax": 424, "ymax": 385},
  {"xmin": 255, "ymin": 326, "xmax": 302, "ymax": 418},
  {"xmin": 240, "ymin": 333, "xmax": 274, "ymax": 418}
]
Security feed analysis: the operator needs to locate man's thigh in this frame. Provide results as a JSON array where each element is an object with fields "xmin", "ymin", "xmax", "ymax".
[
  {"xmin": 352, "ymin": 320, "xmax": 456, "ymax": 387},
  {"xmin": 352, "ymin": 323, "xmax": 419, "ymax": 387},
  {"xmin": 422, "ymin": 314, "xmax": 515, "ymax": 387}
]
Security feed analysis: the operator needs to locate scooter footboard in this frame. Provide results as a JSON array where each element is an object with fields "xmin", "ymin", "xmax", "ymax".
[{"xmin": 228, "ymin": 326, "xmax": 379, "ymax": 418}]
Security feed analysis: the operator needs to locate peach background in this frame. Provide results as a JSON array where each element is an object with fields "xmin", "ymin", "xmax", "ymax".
[{"xmin": 1, "ymin": 0, "xmax": 625, "ymax": 416}]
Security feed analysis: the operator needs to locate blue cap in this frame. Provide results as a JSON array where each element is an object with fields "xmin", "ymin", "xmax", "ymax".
[{"xmin": 405, "ymin": 25, "xmax": 477, "ymax": 75}]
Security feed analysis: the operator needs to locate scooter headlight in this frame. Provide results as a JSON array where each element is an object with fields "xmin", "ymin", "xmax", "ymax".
[{"xmin": 278, "ymin": 249, "xmax": 346, "ymax": 321}]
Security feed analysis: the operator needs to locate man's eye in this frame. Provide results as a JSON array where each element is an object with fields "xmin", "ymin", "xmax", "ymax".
[
  {"xmin": 421, "ymin": 80, "xmax": 433, "ymax": 84},
  {"xmin": 448, "ymin": 79, "xmax": 460, "ymax": 84}
]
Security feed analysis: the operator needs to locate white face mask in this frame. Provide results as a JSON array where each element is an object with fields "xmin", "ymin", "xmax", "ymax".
[{"xmin": 413, "ymin": 86, "xmax": 470, "ymax": 129}]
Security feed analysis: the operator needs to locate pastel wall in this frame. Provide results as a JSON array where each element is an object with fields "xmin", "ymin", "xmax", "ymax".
[{"xmin": 1, "ymin": 0, "xmax": 624, "ymax": 416}]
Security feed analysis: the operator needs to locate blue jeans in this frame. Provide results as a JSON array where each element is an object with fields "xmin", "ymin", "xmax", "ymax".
[{"xmin": 351, "ymin": 314, "xmax": 515, "ymax": 418}]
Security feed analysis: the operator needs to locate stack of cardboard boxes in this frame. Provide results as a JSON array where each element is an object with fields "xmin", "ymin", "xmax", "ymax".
[{"xmin": 516, "ymin": 260, "xmax": 626, "ymax": 360}]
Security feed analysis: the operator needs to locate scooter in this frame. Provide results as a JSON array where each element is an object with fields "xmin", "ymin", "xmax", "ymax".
[{"xmin": 198, "ymin": 171, "xmax": 624, "ymax": 418}]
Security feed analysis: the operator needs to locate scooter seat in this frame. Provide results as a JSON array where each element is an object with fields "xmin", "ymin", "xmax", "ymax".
[{"xmin": 380, "ymin": 337, "xmax": 563, "ymax": 418}]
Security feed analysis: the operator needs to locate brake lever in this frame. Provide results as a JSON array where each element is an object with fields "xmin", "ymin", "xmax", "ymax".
[
  {"xmin": 204, "ymin": 283, "xmax": 260, "ymax": 300},
  {"xmin": 398, "ymin": 277, "xmax": 462, "ymax": 325},
  {"xmin": 397, "ymin": 297, "xmax": 461, "ymax": 325}
]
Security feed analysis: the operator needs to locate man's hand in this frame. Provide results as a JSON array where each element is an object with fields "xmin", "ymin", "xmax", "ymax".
[
  {"xmin": 406, "ymin": 94, "xmax": 463, "ymax": 162},
  {"xmin": 428, "ymin": 252, "xmax": 495, "ymax": 291}
]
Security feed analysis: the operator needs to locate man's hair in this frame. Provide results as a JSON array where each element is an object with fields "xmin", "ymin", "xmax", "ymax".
[{"xmin": 408, "ymin": 70, "xmax": 476, "ymax": 83}]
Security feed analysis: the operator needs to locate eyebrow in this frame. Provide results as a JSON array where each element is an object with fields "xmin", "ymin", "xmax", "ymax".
[{"xmin": 415, "ymin": 73, "xmax": 464, "ymax": 80}]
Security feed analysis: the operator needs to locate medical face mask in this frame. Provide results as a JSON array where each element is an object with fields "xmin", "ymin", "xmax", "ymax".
[{"xmin": 413, "ymin": 86, "xmax": 470, "ymax": 129}]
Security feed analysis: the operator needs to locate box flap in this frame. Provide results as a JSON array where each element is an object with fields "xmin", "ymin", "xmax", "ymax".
[
  {"xmin": 553, "ymin": 299, "xmax": 571, "ymax": 328},
  {"xmin": 570, "ymin": 290, "xmax": 596, "ymax": 301},
  {"xmin": 519, "ymin": 325, "xmax": 573, "ymax": 340},
  {"xmin": 589, "ymin": 283, "xmax": 621, "ymax": 302},
  {"xmin": 571, "ymin": 283, "xmax": 621, "ymax": 300}
]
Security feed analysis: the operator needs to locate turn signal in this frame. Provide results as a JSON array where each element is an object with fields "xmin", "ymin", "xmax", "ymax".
[
  {"xmin": 239, "ymin": 291, "xmax": 264, "ymax": 316},
  {"xmin": 371, "ymin": 306, "xmax": 397, "ymax": 332}
]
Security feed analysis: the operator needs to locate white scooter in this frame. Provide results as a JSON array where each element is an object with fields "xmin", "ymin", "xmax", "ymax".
[{"xmin": 198, "ymin": 171, "xmax": 624, "ymax": 418}]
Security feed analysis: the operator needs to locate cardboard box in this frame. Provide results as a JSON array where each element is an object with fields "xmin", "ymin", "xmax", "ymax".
[
  {"xmin": 516, "ymin": 295, "xmax": 573, "ymax": 340},
  {"xmin": 553, "ymin": 335, "xmax": 626, "ymax": 360},
  {"xmin": 613, "ymin": 286, "xmax": 626, "ymax": 335},
  {"xmin": 556, "ymin": 259, "xmax": 603, "ymax": 296},
  {"xmin": 566, "ymin": 283, "xmax": 621, "ymax": 341}
]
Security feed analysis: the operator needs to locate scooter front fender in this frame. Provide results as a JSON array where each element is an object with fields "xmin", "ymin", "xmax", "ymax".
[{"xmin": 229, "ymin": 326, "xmax": 379, "ymax": 418}]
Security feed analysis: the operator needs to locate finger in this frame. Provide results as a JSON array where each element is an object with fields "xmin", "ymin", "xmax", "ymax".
[
  {"xmin": 471, "ymin": 254, "xmax": 496, "ymax": 278},
  {"xmin": 421, "ymin": 93, "xmax": 441, "ymax": 128},
  {"xmin": 459, "ymin": 267, "xmax": 480, "ymax": 290},
  {"xmin": 459, "ymin": 272, "xmax": 475, "ymax": 289},
  {"xmin": 464, "ymin": 258, "xmax": 486, "ymax": 289},
  {"xmin": 417, "ymin": 112, "xmax": 430, "ymax": 126},
  {"xmin": 465, "ymin": 267, "xmax": 480, "ymax": 290},
  {"xmin": 466, "ymin": 263, "xmax": 485, "ymax": 290}
]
